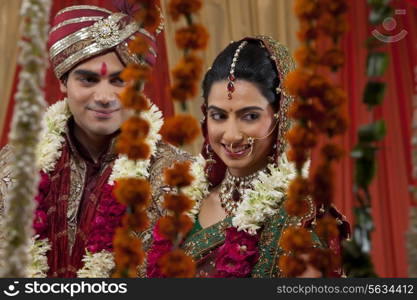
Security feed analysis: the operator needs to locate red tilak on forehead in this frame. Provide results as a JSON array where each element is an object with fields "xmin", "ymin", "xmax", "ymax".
[{"xmin": 100, "ymin": 62, "xmax": 107, "ymax": 76}]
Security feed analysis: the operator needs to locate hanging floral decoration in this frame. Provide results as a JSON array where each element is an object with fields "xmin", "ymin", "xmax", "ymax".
[
  {"xmin": 168, "ymin": 0, "xmax": 207, "ymax": 108},
  {"xmin": 0, "ymin": 0, "xmax": 52, "ymax": 277},
  {"xmin": 158, "ymin": 0, "xmax": 207, "ymax": 151},
  {"xmin": 112, "ymin": 0, "xmax": 162, "ymax": 278},
  {"xmin": 147, "ymin": 161, "xmax": 197, "ymax": 278},
  {"xmin": 280, "ymin": 0, "xmax": 349, "ymax": 277}
]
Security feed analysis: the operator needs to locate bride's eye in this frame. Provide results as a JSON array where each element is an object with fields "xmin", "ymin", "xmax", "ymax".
[
  {"xmin": 242, "ymin": 113, "xmax": 260, "ymax": 121},
  {"xmin": 210, "ymin": 112, "xmax": 227, "ymax": 121}
]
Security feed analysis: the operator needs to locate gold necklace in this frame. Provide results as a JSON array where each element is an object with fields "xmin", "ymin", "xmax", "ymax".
[{"xmin": 219, "ymin": 167, "xmax": 266, "ymax": 216}]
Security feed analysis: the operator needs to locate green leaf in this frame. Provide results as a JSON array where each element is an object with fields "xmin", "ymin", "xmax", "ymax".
[
  {"xmin": 369, "ymin": 5, "xmax": 393, "ymax": 25},
  {"xmin": 372, "ymin": 120, "xmax": 387, "ymax": 141},
  {"xmin": 363, "ymin": 81, "xmax": 386, "ymax": 107},
  {"xmin": 354, "ymin": 151, "xmax": 376, "ymax": 188},
  {"xmin": 358, "ymin": 120, "xmax": 387, "ymax": 143},
  {"xmin": 367, "ymin": 0, "xmax": 392, "ymax": 8},
  {"xmin": 351, "ymin": 147, "xmax": 364, "ymax": 159},
  {"xmin": 358, "ymin": 121, "xmax": 387, "ymax": 142},
  {"xmin": 366, "ymin": 52, "xmax": 389, "ymax": 77}
]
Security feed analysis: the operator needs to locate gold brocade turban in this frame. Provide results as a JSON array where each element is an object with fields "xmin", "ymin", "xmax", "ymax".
[{"xmin": 48, "ymin": 5, "xmax": 158, "ymax": 79}]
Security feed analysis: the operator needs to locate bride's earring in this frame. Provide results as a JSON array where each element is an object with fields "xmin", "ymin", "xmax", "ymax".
[{"xmin": 206, "ymin": 143, "xmax": 216, "ymax": 164}]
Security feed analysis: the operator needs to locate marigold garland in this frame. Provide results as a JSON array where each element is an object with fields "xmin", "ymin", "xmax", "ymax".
[
  {"xmin": 160, "ymin": 114, "xmax": 200, "ymax": 147},
  {"xmin": 168, "ymin": 0, "xmax": 209, "ymax": 109},
  {"xmin": 155, "ymin": 164, "xmax": 196, "ymax": 277},
  {"xmin": 168, "ymin": 0, "xmax": 202, "ymax": 21},
  {"xmin": 112, "ymin": 0, "xmax": 161, "ymax": 278},
  {"xmin": 279, "ymin": 0, "xmax": 349, "ymax": 277}
]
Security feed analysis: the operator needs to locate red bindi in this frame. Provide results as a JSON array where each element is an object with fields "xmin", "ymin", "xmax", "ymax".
[{"xmin": 100, "ymin": 62, "xmax": 107, "ymax": 76}]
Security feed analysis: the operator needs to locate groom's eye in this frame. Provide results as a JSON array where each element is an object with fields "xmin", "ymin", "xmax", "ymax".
[{"xmin": 210, "ymin": 112, "xmax": 227, "ymax": 121}]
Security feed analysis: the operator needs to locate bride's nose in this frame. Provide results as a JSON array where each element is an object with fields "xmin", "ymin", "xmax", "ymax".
[{"xmin": 221, "ymin": 119, "xmax": 244, "ymax": 145}]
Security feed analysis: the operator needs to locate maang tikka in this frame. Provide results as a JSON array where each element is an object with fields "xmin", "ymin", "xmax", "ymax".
[{"xmin": 227, "ymin": 41, "xmax": 248, "ymax": 100}]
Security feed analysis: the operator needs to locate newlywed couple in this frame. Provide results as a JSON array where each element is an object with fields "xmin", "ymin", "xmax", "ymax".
[{"xmin": 0, "ymin": 4, "xmax": 348, "ymax": 278}]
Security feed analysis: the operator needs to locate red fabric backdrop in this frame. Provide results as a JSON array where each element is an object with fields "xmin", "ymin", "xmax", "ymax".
[
  {"xmin": 312, "ymin": 0, "xmax": 416, "ymax": 277},
  {"xmin": 0, "ymin": 0, "xmax": 173, "ymax": 147}
]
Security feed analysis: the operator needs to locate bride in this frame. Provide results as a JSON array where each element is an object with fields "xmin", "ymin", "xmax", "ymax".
[{"xmin": 148, "ymin": 36, "xmax": 349, "ymax": 278}]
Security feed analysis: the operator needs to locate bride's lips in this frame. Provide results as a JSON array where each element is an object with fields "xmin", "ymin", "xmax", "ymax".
[{"xmin": 222, "ymin": 143, "xmax": 251, "ymax": 159}]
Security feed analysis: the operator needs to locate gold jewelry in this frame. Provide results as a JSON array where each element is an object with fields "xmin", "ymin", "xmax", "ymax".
[
  {"xmin": 227, "ymin": 41, "xmax": 248, "ymax": 100},
  {"xmin": 219, "ymin": 167, "xmax": 266, "ymax": 216}
]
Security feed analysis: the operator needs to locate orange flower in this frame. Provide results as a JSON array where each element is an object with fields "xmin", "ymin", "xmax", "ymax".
[
  {"xmin": 121, "ymin": 116, "xmax": 150, "ymax": 141},
  {"xmin": 288, "ymin": 100, "xmax": 324, "ymax": 123},
  {"xmin": 132, "ymin": 1, "xmax": 161, "ymax": 32},
  {"xmin": 160, "ymin": 114, "xmax": 200, "ymax": 146},
  {"xmin": 159, "ymin": 249, "xmax": 196, "ymax": 278},
  {"xmin": 321, "ymin": 143, "xmax": 344, "ymax": 161},
  {"xmin": 286, "ymin": 124, "xmax": 317, "ymax": 149},
  {"xmin": 317, "ymin": 14, "xmax": 348, "ymax": 39},
  {"xmin": 286, "ymin": 147, "xmax": 308, "ymax": 172},
  {"xmin": 294, "ymin": 45, "xmax": 319, "ymax": 68},
  {"xmin": 307, "ymin": 74, "xmax": 330, "ymax": 99},
  {"xmin": 284, "ymin": 199, "xmax": 310, "ymax": 217},
  {"xmin": 315, "ymin": 109, "xmax": 348, "ymax": 136},
  {"xmin": 278, "ymin": 254, "xmax": 307, "ymax": 277},
  {"xmin": 171, "ymin": 80, "xmax": 199, "ymax": 102},
  {"xmin": 113, "ymin": 228, "xmax": 145, "ymax": 271},
  {"xmin": 142, "ymin": 5, "xmax": 161, "ymax": 33},
  {"xmin": 172, "ymin": 53, "xmax": 204, "ymax": 81},
  {"xmin": 164, "ymin": 161, "xmax": 194, "ymax": 187},
  {"xmin": 315, "ymin": 216, "xmax": 339, "ymax": 240},
  {"xmin": 164, "ymin": 193, "xmax": 195, "ymax": 214},
  {"xmin": 308, "ymin": 248, "xmax": 340, "ymax": 275},
  {"xmin": 175, "ymin": 24, "xmax": 209, "ymax": 50},
  {"xmin": 319, "ymin": 0, "xmax": 348, "ymax": 15},
  {"xmin": 311, "ymin": 163, "xmax": 334, "ymax": 207},
  {"xmin": 307, "ymin": 248, "xmax": 330, "ymax": 274},
  {"xmin": 121, "ymin": 211, "xmax": 150, "ymax": 232},
  {"xmin": 119, "ymin": 86, "xmax": 150, "ymax": 111},
  {"xmin": 297, "ymin": 20, "xmax": 318, "ymax": 41},
  {"xmin": 320, "ymin": 86, "xmax": 347, "ymax": 109},
  {"xmin": 294, "ymin": 0, "xmax": 321, "ymax": 19},
  {"xmin": 283, "ymin": 69, "xmax": 311, "ymax": 98},
  {"xmin": 128, "ymin": 36, "xmax": 149, "ymax": 55},
  {"xmin": 279, "ymin": 226, "xmax": 313, "ymax": 252},
  {"xmin": 287, "ymin": 176, "xmax": 311, "ymax": 201},
  {"xmin": 168, "ymin": 0, "xmax": 202, "ymax": 21},
  {"xmin": 158, "ymin": 215, "xmax": 193, "ymax": 241},
  {"xmin": 321, "ymin": 48, "xmax": 345, "ymax": 70},
  {"xmin": 116, "ymin": 135, "xmax": 151, "ymax": 160},
  {"xmin": 114, "ymin": 178, "xmax": 151, "ymax": 207},
  {"xmin": 121, "ymin": 64, "xmax": 151, "ymax": 82}
]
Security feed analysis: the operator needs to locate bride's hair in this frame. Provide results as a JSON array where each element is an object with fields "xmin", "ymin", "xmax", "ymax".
[{"xmin": 202, "ymin": 39, "xmax": 280, "ymax": 109}]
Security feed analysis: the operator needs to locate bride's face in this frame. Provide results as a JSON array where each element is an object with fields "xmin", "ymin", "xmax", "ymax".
[{"xmin": 207, "ymin": 80, "xmax": 277, "ymax": 177}]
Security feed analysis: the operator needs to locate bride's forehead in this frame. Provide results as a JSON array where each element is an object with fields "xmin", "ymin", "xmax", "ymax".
[{"xmin": 208, "ymin": 80, "xmax": 269, "ymax": 110}]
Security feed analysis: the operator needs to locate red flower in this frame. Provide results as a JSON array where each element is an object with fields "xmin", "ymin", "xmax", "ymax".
[
  {"xmin": 33, "ymin": 210, "xmax": 48, "ymax": 238},
  {"xmin": 214, "ymin": 227, "xmax": 260, "ymax": 277}
]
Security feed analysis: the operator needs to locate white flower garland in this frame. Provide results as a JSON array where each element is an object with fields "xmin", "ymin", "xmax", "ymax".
[
  {"xmin": 233, "ymin": 156, "xmax": 308, "ymax": 235},
  {"xmin": 77, "ymin": 251, "xmax": 115, "ymax": 278},
  {"xmin": 183, "ymin": 155, "xmax": 307, "ymax": 235},
  {"xmin": 29, "ymin": 98, "xmax": 163, "ymax": 278},
  {"xmin": 27, "ymin": 236, "xmax": 51, "ymax": 278},
  {"xmin": 182, "ymin": 154, "xmax": 210, "ymax": 220},
  {"xmin": 1, "ymin": 0, "xmax": 52, "ymax": 277}
]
